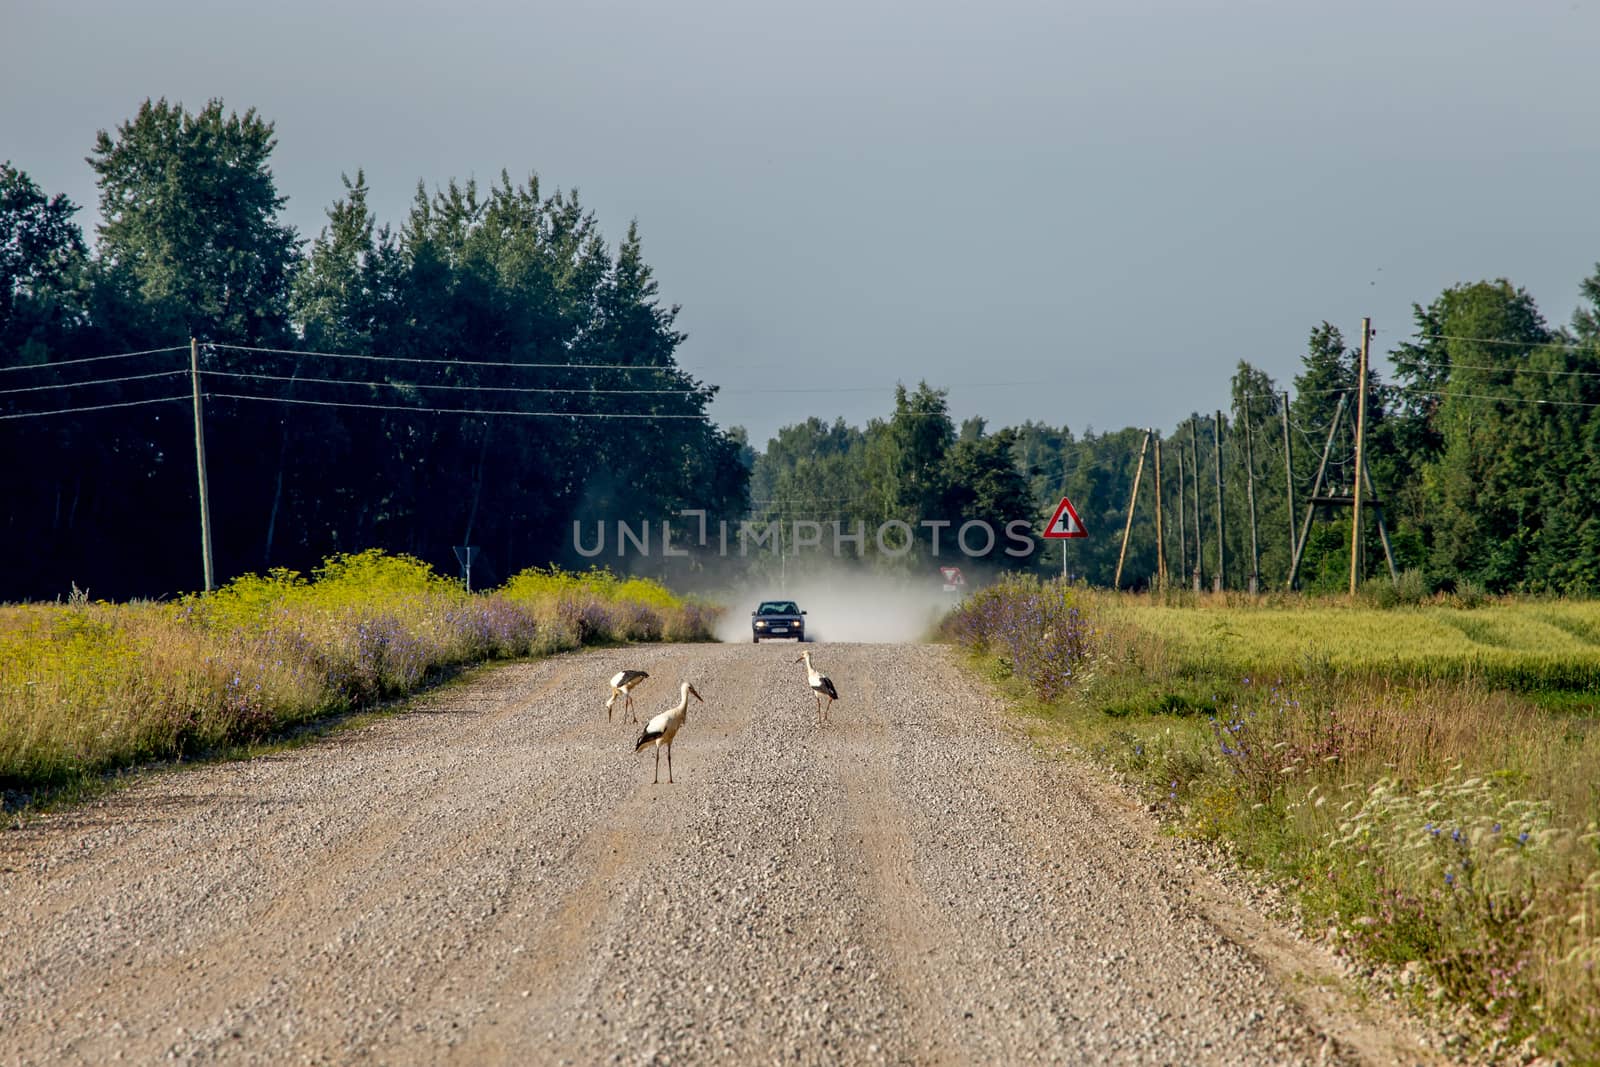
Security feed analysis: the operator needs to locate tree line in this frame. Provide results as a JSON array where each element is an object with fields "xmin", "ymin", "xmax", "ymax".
[
  {"xmin": 2, "ymin": 99, "xmax": 747, "ymax": 600},
  {"xmin": 749, "ymin": 275, "xmax": 1600, "ymax": 594}
]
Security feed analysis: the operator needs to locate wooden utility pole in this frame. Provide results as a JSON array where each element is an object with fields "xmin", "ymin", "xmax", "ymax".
[
  {"xmin": 1153, "ymin": 434, "xmax": 1167, "ymax": 587},
  {"xmin": 1176, "ymin": 448, "xmax": 1188, "ymax": 583},
  {"xmin": 1360, "ymin": 447, "xmax": 1401, "ymax": 583},
  {"xmin": 1189, "ymin": 418, "xmax": 1202, "ymax": 591},
  {"xmin": 190, "ymin": 338, "xmax": 215, "ymax": 592},
  {"xmin": 1289, "ymin": 386, "xmax": 1399, "ymax": 590},
  {"xmin": 1281, "ymin": 391, "xmax": 1295, "ymax": 589},
  {"xmin": 1212, "ymin": 411, "xmax": 1225, "ymax": 591},
  {"xmin": 1241, "ymin": 397, "xmax": 1260, "ymax": 594},
  {"xmin": 1350, "ymin": 317, "xmax": 1371, "ymax": 597},
  {"xmin": 1115, "ymin": 430, "xmax": 1152, "ymax": 590},
  {"xmin": 1288, "ymin": 393, "xmax": 1347, "ymax": 589}
]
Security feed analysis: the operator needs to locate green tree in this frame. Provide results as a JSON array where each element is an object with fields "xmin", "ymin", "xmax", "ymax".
[
  {"xmin": 940, "ymin": 427, "xmax": 1037, "ymax": 564},
  {"xmin": 89, "ymin": 98, "xmax": 298, "ymax": 345},
  {"xmin": 0, "ymin": 163, "xmax": 88, "ymax": 363},
  {"xmin": 887, "ymin": 382, "xmax": 954, "ymax": 536},
  {"xmin": 291, "ymin": 170, "xmax": 397, "ymax": 352},
  {"xmin": 1572, "ymin": 262, "xmax": 1600, "ymax": 344},
  {"xmin": 1229, "ymin": 361, "xmax": 1288, "ymax": 589},
  {"xmin": 1292, "ymin": 322, "xmax": 1358, "ymax": 443},
  {"xmin": 1416, "ymin": 281, "xmax": 1559, "ymax": 588}
]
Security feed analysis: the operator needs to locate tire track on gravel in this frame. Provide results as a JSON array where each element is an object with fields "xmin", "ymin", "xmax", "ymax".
[{"xmin": 834, "ymin": 672, "xmax": 962, "ymax": 1067}]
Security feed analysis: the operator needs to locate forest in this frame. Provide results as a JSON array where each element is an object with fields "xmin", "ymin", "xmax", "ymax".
[
  {"xmin": 1, "ymin": 100, "xmax": 747, "ymax": 600},
  {"xmin": 6, "ymin": 97, "xmax": 1600, "ymax": 599}
]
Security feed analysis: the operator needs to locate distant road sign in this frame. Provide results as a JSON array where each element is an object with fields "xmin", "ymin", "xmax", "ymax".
[
  {"xmin": 453, "ymin": 545, "xmax": 480, "ymax": 592},
  {"xmin": 1043, "ymin": 497, "xmax": 1087, "ymax": 539},
  {"xmin": 940, "ymin": 565, "xmax": 965, "ymax": 592}
]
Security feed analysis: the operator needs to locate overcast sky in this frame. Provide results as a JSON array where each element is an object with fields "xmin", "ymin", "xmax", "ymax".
[{"xmin": 5, "ymin": 0, "xmax": 1599, "ymax": 446}]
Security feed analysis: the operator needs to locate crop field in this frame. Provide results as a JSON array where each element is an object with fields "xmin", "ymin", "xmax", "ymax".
[
  {"xmin": 0, "ymin": 551, "xmax": 714, "ymax": 803},
  {"xmin": 945, "ymin": 579, "xmax": 1600, "ymax": 1063},
  {"xmin": 1114, "ymin": 596, "xmax": 1600, "ymax": 693}
]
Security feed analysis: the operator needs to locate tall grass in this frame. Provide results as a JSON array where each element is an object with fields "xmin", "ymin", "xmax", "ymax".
[
  {"xmin": 1114, "ymin": 594, "xmax": 1600, "ymax": 692},
  {"xmin": 943, "ymin": 585, "xmax": 1600, "ymax": 1062},
  {"xmin": 0, "ymin": 551, "xmax": 716, "ymax": 801}
]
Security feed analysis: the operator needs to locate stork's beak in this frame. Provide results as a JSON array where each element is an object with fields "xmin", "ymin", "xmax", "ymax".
[
  {"xmin": 792, "ymin": 656, "xmax": 804, "ymax": 664},
  {"xmin": 689, "ymin": 685, "xmax": 703, "ymax": 703}
]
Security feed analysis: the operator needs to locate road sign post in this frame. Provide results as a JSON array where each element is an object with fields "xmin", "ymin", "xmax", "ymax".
[
  {"xmin": 453, "ymin": 545, "xmax": 480, "ymax": 593},
  {"xmin": 1042, "ymin": 496, "xmax": 1088, "ymax": 579},
  {"xmin": 940, "ymin": 565, "xmax": 965, "ymax": 593}
]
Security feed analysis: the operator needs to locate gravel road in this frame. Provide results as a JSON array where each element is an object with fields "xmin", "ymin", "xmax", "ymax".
[{"xmin": 1, "ymin": 642, "xmax": 1436, "ymax": 1065}]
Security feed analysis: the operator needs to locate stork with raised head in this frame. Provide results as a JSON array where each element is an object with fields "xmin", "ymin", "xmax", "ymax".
[
  {"xmin": 634, "ymin": 681, "xmax": 704, "ymax": 784},
  {"xmin": 794, "ymin": 650, "xmax": 839, "ymax": 724},
  {"xmin": 606, "ymin": 669, "xmax": 650, "ymax": 722}
]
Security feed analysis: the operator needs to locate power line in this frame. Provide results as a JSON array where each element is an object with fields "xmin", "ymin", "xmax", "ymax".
[
  {"xmin": 1404, "ymin": 388, "xmax": 1600, "ymax": 411},
  {"xmin": 200, "ymin": 369, "xmax": 702, "ymax": 396},
  {"xmin": 723, "ymin": 380, "xmax": 1053, "ymax": 395},
  {"xmin": 0, "ymin": 369, "xmax": 189, "ymax": 397},
  {"xmin": 1411, "ymin": 333, "xmax": 1590, "ymax": 352},
  {"xmin": 0, "ymin": 395, "xmax": 191, "ymax": 421},
  {"xmin": 212, "ymin": 342, "xmax": 706, "ymax": 375},
  {"xmin": 0, "ymin": 345, "xmax": 188, "ymax": 375},
  {"xmin": 1392, "ymin": 360, "xmax": 1600, "ymax": 382},
  {"xmin": 1237, "ymin": 386, "xmax": 1349, "ymax": 403},
  {"xmin": 207, "ymin": 392, "xmax": 711, "ymax": 419},
  {"xmin": 204, "ymin": 367, "xmax": 1074, "ymax": 399}
]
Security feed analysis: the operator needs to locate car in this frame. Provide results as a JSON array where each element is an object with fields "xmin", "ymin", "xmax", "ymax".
[{"xmin": 751, "ymin": 599, "xmax": 807, "ymax": 642}]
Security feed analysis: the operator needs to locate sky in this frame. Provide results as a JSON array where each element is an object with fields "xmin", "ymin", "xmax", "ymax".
[{"xmin": 4, "ymin": 0, "xmax": 1599, "ymax": 447}]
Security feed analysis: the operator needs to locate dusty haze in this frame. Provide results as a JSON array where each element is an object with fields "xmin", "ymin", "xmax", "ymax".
[{"xmin": 711, "ymin": 570, "xmax": 961, "ymax": 645}]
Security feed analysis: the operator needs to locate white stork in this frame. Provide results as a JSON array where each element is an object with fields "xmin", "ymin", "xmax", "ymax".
[
  {"xmin": 606, "ymin": 669, "xmax": 650, "ymax": 722},
  {"xmin": 634, "ymin": 681, "xmax": 704, "ymax": 784},
  {"xmin": 794, "ymin": 650, "xmax": 839, "ymax": 724}
]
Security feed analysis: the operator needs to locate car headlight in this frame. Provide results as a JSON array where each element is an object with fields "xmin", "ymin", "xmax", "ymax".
[{"xmin": 755, "ymin": 620, "xmax": 768, "ymax": 628}]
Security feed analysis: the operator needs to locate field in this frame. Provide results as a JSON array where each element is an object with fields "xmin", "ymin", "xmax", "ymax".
[
  {"xmin": 0, "ymin": 551, "xmax": 715, "ymax": 804},
  {"xmin": 1119, "ymin": 595, "xmax": 1600, "ymax": 693},
  {"xmin": 945, "ymin": 579, "xmax": 1600, "ymax": 1064}
]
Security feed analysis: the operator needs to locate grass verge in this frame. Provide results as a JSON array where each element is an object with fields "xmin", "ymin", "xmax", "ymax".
[
  {"xmin": 943, "ymin": 578, "xmax": 1600, "ymax": 1064},
  {"xmin": 1, "ymin": 550, "xmax": 717, "ymax": 809}
]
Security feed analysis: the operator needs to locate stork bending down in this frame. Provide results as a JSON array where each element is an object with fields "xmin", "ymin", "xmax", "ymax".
[
  {"xmin": 634, "ymin": 681, "xmax": 704, "ymax": 784},
  {"xmin": 606, "ymin": 669, "xmax": 650, "ymax": 722},
  {"xmin": 794, "ymin": 650, "xmax": 839, "ymax": 724}
]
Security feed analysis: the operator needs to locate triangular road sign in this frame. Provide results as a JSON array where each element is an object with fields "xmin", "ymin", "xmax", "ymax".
[{"xmin": 1043, "ymin": 496, "xmax": 1087, "ymax": 539}]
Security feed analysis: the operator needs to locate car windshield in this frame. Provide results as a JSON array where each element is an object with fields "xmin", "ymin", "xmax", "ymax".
[{"xmin": 757, "ymin": 601, "xmax": 799, "ymax": 615}]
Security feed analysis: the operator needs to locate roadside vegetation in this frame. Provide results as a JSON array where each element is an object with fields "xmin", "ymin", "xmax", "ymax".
[
  {"xmin": 0, "ymin": 550, "xmax": 715, "ymax": 805},
  {"xmin": 944, "ymin": 576, "xmax": 1600, "ymax": 1063}
]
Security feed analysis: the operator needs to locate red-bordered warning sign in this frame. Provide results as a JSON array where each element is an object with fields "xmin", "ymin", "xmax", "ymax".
[{"xmin": 1043, "ymin": 496, "xmax": 1087, "ymax": 539}]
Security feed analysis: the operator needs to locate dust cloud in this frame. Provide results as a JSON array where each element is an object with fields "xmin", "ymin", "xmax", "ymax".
[{"xmin": 710, "ymin": 570, "xmax": 963, "ymax": 645}]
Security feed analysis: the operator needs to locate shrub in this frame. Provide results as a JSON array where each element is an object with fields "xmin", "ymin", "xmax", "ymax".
[{"xmin": 941, "ymin": 575, "xmax": 1099, "ymax": 701}]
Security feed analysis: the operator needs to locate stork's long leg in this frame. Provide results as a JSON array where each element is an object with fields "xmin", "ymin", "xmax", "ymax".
[
  {"xmin": 666, "ymin": 741, "xmax": 674, "ymax": 784},
  {"xmin": 653, "ymin": 745, "xmax": 661, "ymax": 784}
]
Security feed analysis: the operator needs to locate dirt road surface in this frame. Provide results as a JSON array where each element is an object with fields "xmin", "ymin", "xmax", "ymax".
[{"xmin": 1, "ymin": 643, "xmax": 1435, "ymax": 1065}]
